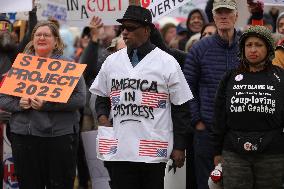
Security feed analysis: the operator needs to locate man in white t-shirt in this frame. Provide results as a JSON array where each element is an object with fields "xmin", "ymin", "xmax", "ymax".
[{"xmin": 90, "ymin": 5, "xmax": 193, "ymax": 189}]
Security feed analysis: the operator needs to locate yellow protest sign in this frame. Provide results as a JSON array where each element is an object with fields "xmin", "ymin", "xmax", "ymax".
[{"xmin": 0, "ymin": 53, "xmax": 86, "ymax": 103}]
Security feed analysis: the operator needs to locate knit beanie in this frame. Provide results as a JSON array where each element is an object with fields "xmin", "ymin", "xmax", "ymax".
[
  {"xmin": 0, "ymin": 14, "xmax": 11, "ymax": 24},
  {"xmin": 239, "ymin": 25, "xmax": 275, "ymax": 62},
  {"xmin": 0, "ymin": 14, "xmax": 12, "ymax": 32}
]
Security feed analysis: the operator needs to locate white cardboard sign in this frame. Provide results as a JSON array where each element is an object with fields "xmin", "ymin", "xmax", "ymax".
[
  {"xmin": 0, "ymin": 0, "xmax": 32, "ymax": 13},
  {"xmin": 141, "ymin": 0, "xmax": 191, "ymax": 22},
  {"xmin": 264, "ymin": 0, "xmax": 284, "ymax": 6}
]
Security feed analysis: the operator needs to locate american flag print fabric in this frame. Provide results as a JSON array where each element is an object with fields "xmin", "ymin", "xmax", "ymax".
[
  {"xmin": 110, "ymin": 90, "xmax": 121, "ymax": 106},
  {"xmin": 141, "ymin": 92, "xmax": 168, "ymax": 108},
  {"xmin": 139, "ymin": 140, "xmax": 168, "ymax": 157},
  {"xmin": 98, "ymin": 138, "xmax": 118, "ymax": 155}
]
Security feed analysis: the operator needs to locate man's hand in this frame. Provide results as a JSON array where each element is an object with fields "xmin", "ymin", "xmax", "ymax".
[
  {"xmin": 247, "ymin": 0, "xmax": 264, "ymax": 14},
  {"xmin": 19, "ymin": 97, "xmax": 31, "ymax": 110},
  {"xmin": 171, "ymin": 149, "xmax": 185, "ymax": 168},
  {"xmin": 0, "ymin": 111, "xmax": 11, "ymax": 123},
  {"xmin": 89, "ymin": 16, "xmax": 104, "ymax": 42},
  {"xmin": 30, "ymin": 97, "xmax": 45, "ymax": 110},
  {"xmin": 214, "ymin": 155, "xmax": 224, "ymax": 166},
  {"xmin": 195, "ymin": 121, "xmax": 206, "ymax": 131},
  {"xmin": 98, "ymin": 115, "xmax": 112, "ymax": 127},
  {"xmin": 32, "ymin": 0, "xmax": 37, "ymax": 8}
]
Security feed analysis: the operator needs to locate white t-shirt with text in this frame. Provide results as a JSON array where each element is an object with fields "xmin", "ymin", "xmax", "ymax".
[{"xmin": 90, "ymin": 47, "xmax": 193, "ymax": 163}]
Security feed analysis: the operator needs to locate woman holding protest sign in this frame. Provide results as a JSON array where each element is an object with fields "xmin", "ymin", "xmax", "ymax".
[
  {"xmin": 212, "ymin": 25, "xmax": 284, "ymax": 188},
  {"xmin": 0, "ymin": 21, "xmax": 86, "ymax": 189}
]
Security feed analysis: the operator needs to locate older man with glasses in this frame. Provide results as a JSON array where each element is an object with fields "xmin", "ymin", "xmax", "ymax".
[{"xmin": 90, "ymin": 5, "xmax": 193, "ymax": 189}]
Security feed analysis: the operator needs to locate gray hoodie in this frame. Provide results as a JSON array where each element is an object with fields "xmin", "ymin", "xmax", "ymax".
[
  {"xmin": 276, "ymin": 12, "xmax": 284, "ymax": 34},
  {"xmin": 186, "ymin": 8, "xmax": 209, "ymax": 37},
  {"xmin": 178, "ymin": 9, "xmax": 209, "ymax": 51}
]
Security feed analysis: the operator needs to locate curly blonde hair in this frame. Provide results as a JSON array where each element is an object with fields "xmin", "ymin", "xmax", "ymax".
[{"xmin": 24, "ymin": 21, "xmax": 64, "ymax": 55}]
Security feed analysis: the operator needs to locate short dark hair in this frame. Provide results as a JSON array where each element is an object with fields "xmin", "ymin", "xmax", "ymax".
[{"xmin": 200, "ymin": 22, "xmax": 216, "ymax": 39}]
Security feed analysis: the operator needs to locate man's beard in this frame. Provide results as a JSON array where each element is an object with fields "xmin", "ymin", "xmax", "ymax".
[{"xmin": 0, "ymin": 32, "xmax": 17, "ymax": 52}]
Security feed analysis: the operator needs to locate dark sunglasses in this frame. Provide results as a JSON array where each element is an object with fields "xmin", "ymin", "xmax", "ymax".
[{"xmin": 120, "ymin": 24, "xmax": 143, "ymax": 32}]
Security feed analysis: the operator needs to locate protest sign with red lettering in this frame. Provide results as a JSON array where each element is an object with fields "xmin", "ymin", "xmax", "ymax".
[
  {"xmin": 66, "ymin": 0, "xmax": 129, "ymax": 26},
  {"xmin": 0, "ymin": 53, "xmax": 86, "ymax": 103}
]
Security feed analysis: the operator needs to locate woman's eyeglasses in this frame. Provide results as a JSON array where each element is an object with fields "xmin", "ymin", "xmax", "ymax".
[{"xmin": 34, "ymin": 33, "xmax": 53, "ymax": 39}]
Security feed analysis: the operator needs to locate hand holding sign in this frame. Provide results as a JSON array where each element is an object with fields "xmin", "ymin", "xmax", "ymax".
[
  {"xmin": 30, "ymin": 96, "xmax": 45, "ymax": 110},
  {"xmin": 19, "ymin": 96, "xmax": 45, "ymax": 110},
  {"xmin": 19, "ymin": 97, "xmax": 31, "ymax": 110},
  {"xmin": 0, "ymin": 54, "xmax": 86, "ymax": 103},
  {"xmin": 247, "ymin": 0, "xmax": 264, "ymax": 14},
  {"xmin": 32, "ymin": 0, "xmax": 36, "ymax": 9}
]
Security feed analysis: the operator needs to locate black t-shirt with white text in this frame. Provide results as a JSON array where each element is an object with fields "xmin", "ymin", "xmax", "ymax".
[
  {"xmin": 226, "ymin": 69, "xmax": 283, "ymax": 131},
  {"xmin": 212, "ymin": 66, "xmax": 284, "ymax": 155}
]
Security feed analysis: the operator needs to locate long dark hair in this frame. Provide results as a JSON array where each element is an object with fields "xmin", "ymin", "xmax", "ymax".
[
  {"xmin": 200, "ymin": 22, "xmax": 216, "ymax": 39},
  {"xmin": 237, "ymin": 58, "xmax": 272, "ymax": 74}
]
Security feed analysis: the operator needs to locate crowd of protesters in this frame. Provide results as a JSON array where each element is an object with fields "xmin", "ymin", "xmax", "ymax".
[{"xmin": 0, "ymin": 0, "xmax": 284, "ymax": 189}]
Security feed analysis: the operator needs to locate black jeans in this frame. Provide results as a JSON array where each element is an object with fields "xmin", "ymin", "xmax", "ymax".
[
  {"xmin": 11, "ymin": 133, "xmax": 78, "ymax": 189},
  {"xmin": 77, "ymin": 133, "xmax": 90, "ymax": 188},
  {"xmin": 105, "ymin": 161, "xmax": 166, "ymax": 189}
]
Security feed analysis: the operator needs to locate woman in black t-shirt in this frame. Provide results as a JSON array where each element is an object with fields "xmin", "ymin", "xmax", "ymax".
[{"xmin": 212, "ymin": 25, "xmax": 284, "ymax": 189}]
